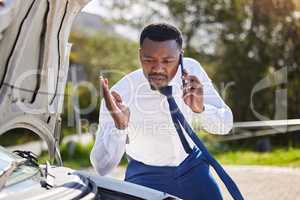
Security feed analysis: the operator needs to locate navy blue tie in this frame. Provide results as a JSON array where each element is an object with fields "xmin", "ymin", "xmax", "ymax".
[{"xmin": 160, "ymin": 86, "xmax": 244, "ymax": 200}]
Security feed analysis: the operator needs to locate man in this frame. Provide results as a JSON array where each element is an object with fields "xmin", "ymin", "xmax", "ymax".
[{"xmin": 91, "ymin": 23, "xmax": 240, "ymax": 200}]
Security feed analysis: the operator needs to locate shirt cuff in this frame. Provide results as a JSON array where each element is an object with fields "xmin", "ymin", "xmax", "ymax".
[
  {"xmin": 191, "ymin": 104, "xmax": 215, "ymax": 129},
  {"xmin": 192, "ymin": 104, "xmax": 232, "ymax": 135}
]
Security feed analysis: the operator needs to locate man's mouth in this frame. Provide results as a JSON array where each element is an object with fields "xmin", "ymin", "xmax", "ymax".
[
  {"xmin": 148, "ymin": 74, "xmax": 168, "ymax": 90},
  {"xmin": 148, "ymin": 74, "xmax": 168, "ymax": 82}
]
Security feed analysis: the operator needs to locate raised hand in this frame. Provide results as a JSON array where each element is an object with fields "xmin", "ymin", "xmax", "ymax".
[
  {"xmin": 182, "ymin": 69, "xmax": 204, "ymax": 113},
  {"xmin": 100, "ymin": 76, "xmax": 130, "ymax": 129}
]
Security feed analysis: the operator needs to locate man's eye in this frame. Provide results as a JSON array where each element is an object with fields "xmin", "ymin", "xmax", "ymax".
[
  {"xmin": 163, "ymin": 60, "xmax": 173, "ymax": 64},
  {"xmin": 144, "ymin": 60, "xmax": 153, "ymax": 63}
]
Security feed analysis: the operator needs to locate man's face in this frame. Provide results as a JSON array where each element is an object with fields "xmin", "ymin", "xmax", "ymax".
[{"xmin": 139, "ymin": 38, "xmax": 181, "ymax": 90}]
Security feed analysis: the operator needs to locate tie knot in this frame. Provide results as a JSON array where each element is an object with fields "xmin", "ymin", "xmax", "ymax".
[{"xmin": 159, "ymin": 86, "xmax": 173, "ymax": 97}]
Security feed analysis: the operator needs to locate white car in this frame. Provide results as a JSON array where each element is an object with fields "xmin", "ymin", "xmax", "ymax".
[{"xmin": 0, "ymin": 0, "xmax": 180, "ymax": 199}]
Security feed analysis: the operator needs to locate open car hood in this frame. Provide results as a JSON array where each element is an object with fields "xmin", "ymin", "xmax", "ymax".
[{"xmin": 0, "ymin": 0, "xmax": 90, "ymax": 163}]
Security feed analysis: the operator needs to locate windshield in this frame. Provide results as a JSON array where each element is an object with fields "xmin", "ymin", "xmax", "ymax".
[
  {"xmin": 0, "ymin": 146, "xmax": 16, "ymax": 190},
  {"xmin": 0, "ymin": 146, "xmax": 16, "ymax": 174},
  {"xmin": 0, "ymin": 146, "xmax": 39, "ymax": 187}
]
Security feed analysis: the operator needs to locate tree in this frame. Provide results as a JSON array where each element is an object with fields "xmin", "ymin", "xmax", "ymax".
[
  {"xmin": 64, "ymin": 31, "xmax": 140, "ymax": 123},
  {"xmin": 98, "ymin": 0, "xmax": 300, "ymax": 121}
]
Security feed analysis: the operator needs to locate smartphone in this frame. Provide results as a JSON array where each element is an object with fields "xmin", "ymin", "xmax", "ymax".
[{"xmin": 179, "ymin": 54, "xmax": 186, "ymax": 87}]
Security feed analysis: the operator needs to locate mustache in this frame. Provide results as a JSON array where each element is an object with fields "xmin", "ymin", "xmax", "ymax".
[{"xmin": 148, "ymin": 73, "xmax": 168, "ymax": 79}]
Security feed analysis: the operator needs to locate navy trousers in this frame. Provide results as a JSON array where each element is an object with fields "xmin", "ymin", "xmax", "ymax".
[{"xmin": 125, "ymin": 146, "xmax": 223, "ymax": 200}]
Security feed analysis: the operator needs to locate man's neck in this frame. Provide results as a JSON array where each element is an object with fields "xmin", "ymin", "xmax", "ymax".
[
  {"xmin": 150, "ymin": 84, "xmax": 170, "ymax": 91},
  {"xmin": 150, "ymin": 84, "xmax": 158, "ymax": 91}
]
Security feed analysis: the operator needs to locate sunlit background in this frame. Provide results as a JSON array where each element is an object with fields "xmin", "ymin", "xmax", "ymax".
[{"xmin": 1, "ymin": 0, "xmax": 300, "ymax": 171}]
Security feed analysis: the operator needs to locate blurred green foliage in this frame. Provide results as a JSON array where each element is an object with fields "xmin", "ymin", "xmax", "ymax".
[
  {"xmin": 38, "ymin": 140, "xmax": 128, "ymax": 169},
  {"xmin": 36, "ymin": 139, "xmax": 300, "ymax": 169},
  {"xmin": 61, "ymin": 31, "xmax": 140, "ymax": 127},
  {"xmin": 69, "ymin": 31, "xmax": 139, "ymax": 87},
  {"xmin": 0, "ymin": 129, "xmax": 40, "ymax": 146},
  {"xmin": 215, "ymin": 147, "xmax": 300, "ymax": 167},
  {"xmin": 60, "ymin": 141, "xmax": 93, "ymax": 169},
  {"xmin": 100, "ymin": 0, "xmax": 300, "ymax": 121}
]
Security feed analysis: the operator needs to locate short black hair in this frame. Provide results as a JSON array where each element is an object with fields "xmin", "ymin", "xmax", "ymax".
[{"xmin": 140, "ymin": 23, "xmax": 183, "ymax": 48}]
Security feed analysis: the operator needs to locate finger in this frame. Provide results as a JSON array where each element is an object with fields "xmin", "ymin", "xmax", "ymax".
[
  {"xmin": 111, "ymin": 91, "xmax": 129, "ymax": 114},
  {"xmin": 188, "ymin": 75, "xmax": 201, "ymax": 84},
  {"xmin": 181, "ymin": 69, "xmax": 189, "ymax": 80},
  {"xmin": 184, "ymin": 86, "xmax": 203, "ymax": 99},
  {"xmin": 183, "ymin": 92, "xmax": 200, "ymax": 103},
  {"xmin": 182, "ymin": 78, "xmax": 195, "ymax": 91},
  {"xmin": 183, "ymin": 92, "xmax": 192, "ymax": 105},
  {"xmin": 190, "ymin": 81, "xmax": 203, "ymax": 90},
  {"xmin": 111, "ymin": 91, "xmax": 122, "ymax": 103},
  {"xmin": 182, "ymin": 68, "xmax": 188, "ymax": 75},
  {"xmin": 182, "ymin": 75, "xmax": 201, "ymax": 85},
  {"xmin": 182, "ymin": 80, "xmax": 193, "ymax": 95},
  {"xmin": 183, "ymin": 69, "xmax": 189, "ymax": 76},
  {"xmin": 100, "ymin": 78, "xmax": 110, "ymax": 99},
  {"xmin": 99, "ymin": 76, "xmax": 109, "ymax": 94},
  {"xmin": 183, "ymin": 88, "xmax": 198, "ymax": 96},
  {"xmin": 182, "ymin": 83, "xmax": 189, "ymax": 95},
  {"xmin": 99, "ymin": 76, "xmax": 114, "ymax": 109},
  {"xmin": 116, "ymin": 101, "xmax": 126, "ymax": 112},
  {"xmin": 183, "ymin": 84, "xmax": 192, "ymax": 92}
]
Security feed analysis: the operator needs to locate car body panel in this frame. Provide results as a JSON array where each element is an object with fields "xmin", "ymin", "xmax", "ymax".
[
  {"xmin": 0, "ymin": 0, "xmax": 182, "ymax": 199},
  {"xmin": 0, "ymin": 0, "xmax": 89, "ymax": 163},
  {"xmin": 0, "ymin": 146, "xmax": 97, "ymax": 200},
  {"xmin": 78, "ymin": 171, "xmax": 181, "ymax": 200}
]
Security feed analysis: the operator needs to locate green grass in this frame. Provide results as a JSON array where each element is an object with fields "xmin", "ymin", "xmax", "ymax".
[
  {"xmin": 37, "ymin": 135, "xmax": 300, "ymax": 169},
  {"xmin": 38, "ymin": 141, "xmax": 93, "ymax": 169},
  {"xmin": 214, "ymin": 147, "xmax": 300, "ymax": 167},
  {"xmin": 0, "ymin": 129, "xmax": 40, "ymax": 146},
  {"xmin": 60, "ymin": 141, "xmax": 94, "ymax": 169},
  {"xmin": 197, "ymin": 131, "xmax": 300, "ymax": 168}
]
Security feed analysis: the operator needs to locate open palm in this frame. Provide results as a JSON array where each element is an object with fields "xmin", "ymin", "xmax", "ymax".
[{"xmin": 100, "ymin": 76, "xmax": 130, "ymax": 129}]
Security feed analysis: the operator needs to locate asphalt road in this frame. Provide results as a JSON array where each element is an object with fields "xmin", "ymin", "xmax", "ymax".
[
  {"xmin": 89, "ymin": 165, "xmax": 300, "ymax": 200},
  {"xmin": 7, "ymin": 136, "xmax": 300, "ymax": 199}
]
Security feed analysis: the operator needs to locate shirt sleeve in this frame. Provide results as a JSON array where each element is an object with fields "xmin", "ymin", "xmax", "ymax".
[
  {"xmin": 90, "ymin": 97, "xmax": 129, "ymax": 176},
  {"xmin": 186, "ymin": 58, "xmax": 233, "ymax": 135}
]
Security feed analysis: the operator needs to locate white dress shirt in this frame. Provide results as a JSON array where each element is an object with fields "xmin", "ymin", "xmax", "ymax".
[{"xmin": 90, "ymin": 57, "xmax": 233, "ymax": 176}]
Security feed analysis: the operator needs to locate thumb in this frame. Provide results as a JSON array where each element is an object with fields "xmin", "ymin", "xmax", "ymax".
[
  {"xmin": 99, "ymin": 76, "xmax": 109, "ymax": 90},
  {"xmin": 99, "ymin": 76, "xmax": 110, "ymax": 99}
]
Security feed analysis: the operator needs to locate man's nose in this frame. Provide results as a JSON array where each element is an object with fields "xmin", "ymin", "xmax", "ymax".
[{"xmin": 151, "ymin": 61, "xmax": 165, "ymax": 72}]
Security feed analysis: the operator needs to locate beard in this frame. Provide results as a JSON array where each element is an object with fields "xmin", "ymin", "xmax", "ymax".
[{"xmin": 148, "ymin": 73, "xmax": 169, "ymax": 90}]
